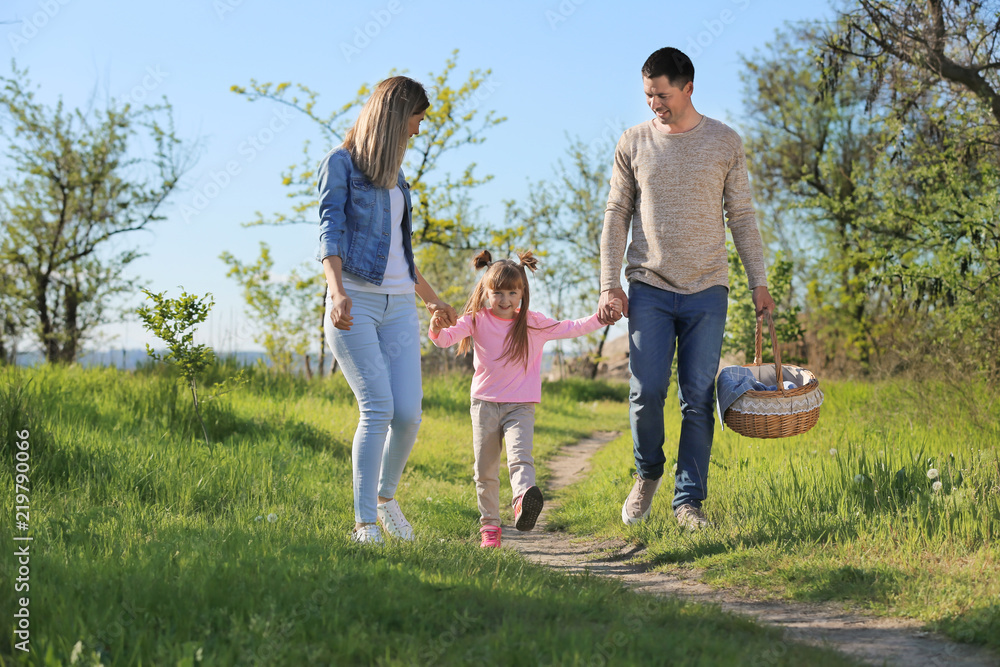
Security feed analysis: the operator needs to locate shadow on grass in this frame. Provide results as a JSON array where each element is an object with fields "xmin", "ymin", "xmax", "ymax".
[
  {"xmin": 775, "ymin": 563, "xmax": 904, "ymax": 603},
  {"xmin": 543, "ymin": 377, "xmax": 629, "ymax": 403},
  {"xmin": 406, "ymin": 458, "xmax": 469, "ymax": 483},
  {"xmin": 21, "ymin": 525, "xmax": 856, "ymax": 666},
  {"xmin": 934, "ymin": 603, "xmax": 1000, "ymax": 650}
]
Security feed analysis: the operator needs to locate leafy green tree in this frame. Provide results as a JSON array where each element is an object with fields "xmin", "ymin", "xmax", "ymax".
[
  {"xmin": 503, "ymin": 137, "xmax": 614, "ymax": 378},
  {"xmin": 725, "ymin": 246, "xmax": 804, "ymax": 364},
  {"xmin": 861, "ymin": 95, "xmax": 1000, "ymax": 378},
  {"xmin": 819, "ymin": 1, "xmax": 1000, "ymax": 379},
  {"xmin": 744, "ymin": 20, "xmax": 1000, "ymax": 381},
  {"xmin": 230, "ymin": 50, "xmax": 504, "ymax": 247},
  {"xmin": 740, "ymin": 28, "xmax": 885, "ymax": 370},
  {"xmin": 220, "ymin": 243, "xmax": 323, "ymax": 377},
  {"xmin": 229, "ymin": 51, "xmax": 506, "ymax": 363},
  {"xmin": 137, "ymin": 289, "xmax": 244, "ymax": 448},
  {"xmin": 0, "ymin": 63, "xmax": 196, "ymax": 363}
]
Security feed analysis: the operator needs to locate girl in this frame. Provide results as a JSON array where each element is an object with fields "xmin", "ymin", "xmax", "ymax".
[
  {"xmin": 318, "ymin": 75, "xmax": 457, "ymax": 545},
  {"xmin": 429, "ymin": 251, "xmax": 621, "ymax": 548}
]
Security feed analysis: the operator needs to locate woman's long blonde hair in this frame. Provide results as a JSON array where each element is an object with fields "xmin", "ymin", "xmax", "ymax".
[
  {"xmin": 343, "ymin": 76, "xmax": 429, "ymax": 189},
  {"xmin": 457, "ymin": 250, "xmax": 539, "ymax": 368}
]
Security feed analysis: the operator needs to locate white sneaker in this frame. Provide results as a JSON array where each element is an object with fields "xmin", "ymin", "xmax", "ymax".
[
  {"xmin": 377, "ymin": 499, "xmax": 415, "ymax": 541},
  {"xmin": 351, "ymin": 524, "xmax": 383, "ymax": 545}
]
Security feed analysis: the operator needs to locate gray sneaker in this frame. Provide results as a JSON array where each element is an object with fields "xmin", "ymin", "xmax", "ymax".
[
  {"xmin": 674, "ymin": 503, "xmax": 711, "ymax": 530},
  {"xmin": 621, "ymin": 474, "xmax": 662, "ymax": 525}
]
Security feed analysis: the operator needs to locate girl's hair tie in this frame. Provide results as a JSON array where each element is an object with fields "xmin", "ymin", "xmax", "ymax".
[
  {"xmin": 518, "ymin": 250, "xmax": 538, "ymax": 273},
  {"xmin": 472, "ymin": 250, "xmax": 493, "ymax": 270}
]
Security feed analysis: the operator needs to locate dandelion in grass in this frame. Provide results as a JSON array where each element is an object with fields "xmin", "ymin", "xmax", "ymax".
[
  {"xmin": 267, "ymin": 513, "xmax": 277, "ymax": 523},
  {"xmin": 830, "ymin": 448, "xmax": 837, "ymax": 456},
  {"xmin": 927, "ymin": 468, "xmax": 939, "ymax": 479},
  {"xmin": 255, "ymin": 515, "xmax": 263, "ymax": 522},
  {"xmin": 933, "ymin": 481, "xmax": 943, "ymax": 492},
  {"xmin": 854, "ymin": 474, "xmax": 865, "ymax": 484}
]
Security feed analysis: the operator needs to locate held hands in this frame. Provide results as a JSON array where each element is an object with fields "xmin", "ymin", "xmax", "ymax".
[
  {"xmin": 426, "ymin": 300, "xmax": 457, "ymax": 330},
  {"xmin": 598, "ymin": 288, "xmax": 629, "ymax": 325},
  {"xmin": 608, "ymin": 297, "xmax": 623, "ymax": 319},
  {"xmin": 429, "ymin": 310, "xmax": 448, "ymax": 334}
]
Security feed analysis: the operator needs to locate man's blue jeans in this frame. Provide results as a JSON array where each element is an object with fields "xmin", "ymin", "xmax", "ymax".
[
  {"xmin": 325, "ymin": 290, "xmax": 422, "ymax": 524},
  {"xmin": 627, "ymin": 281, "xmax": 728, "ymax": 510}
]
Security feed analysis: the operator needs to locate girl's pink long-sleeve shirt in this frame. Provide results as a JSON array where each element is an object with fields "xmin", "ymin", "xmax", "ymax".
[{"xmin": 429, "ymin": 309, "xmax": 605, "ymax": 403}]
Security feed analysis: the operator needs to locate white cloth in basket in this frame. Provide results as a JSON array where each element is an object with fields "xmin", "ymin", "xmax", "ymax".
[{"xmin": 716, "ymin": 365, "xmax": 824, "ymax": 429}]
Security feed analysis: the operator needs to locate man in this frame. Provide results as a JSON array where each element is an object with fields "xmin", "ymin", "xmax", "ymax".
[{"xmin": 598, "ymin": 47, "xmax": 774, "ymax": 530}]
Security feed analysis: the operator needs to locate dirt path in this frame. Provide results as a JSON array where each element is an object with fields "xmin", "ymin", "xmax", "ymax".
[{"xmin": 503, "ymin": 431, "xmax": 997, "ymax": 667}]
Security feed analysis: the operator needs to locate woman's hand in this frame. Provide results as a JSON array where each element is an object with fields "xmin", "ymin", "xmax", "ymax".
[
  {"xmin": 329, "ymin": 291, "xmax": 354, "ymax": 330},
  {"xmin": 425, "ymin": 300, "xmax": 457, "ymax": 329}
]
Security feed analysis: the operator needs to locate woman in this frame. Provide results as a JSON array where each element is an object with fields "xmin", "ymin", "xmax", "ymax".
[{"xmin": 317, "ymin": 76, "xmax": 457, "ymax": 544}]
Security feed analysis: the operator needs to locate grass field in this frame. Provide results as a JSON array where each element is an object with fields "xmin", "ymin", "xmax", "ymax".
[
  {"xmin": 0, "ymin": 363, "xmax": 859, "ymax": 666},
  {"xmin": 551, "ymin": 379, "xmax": 1000, "ymax": 651}
]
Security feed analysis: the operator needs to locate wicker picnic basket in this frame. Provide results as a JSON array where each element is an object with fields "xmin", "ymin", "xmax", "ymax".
[{"xmin": 723, "ymin": 312, "xmax": 823, "ymax": 438}]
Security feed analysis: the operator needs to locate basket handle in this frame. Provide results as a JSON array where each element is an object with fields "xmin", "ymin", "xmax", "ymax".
[{"xmin": 754, "ymin": 311, "xmax": 785, "ymax": 396}]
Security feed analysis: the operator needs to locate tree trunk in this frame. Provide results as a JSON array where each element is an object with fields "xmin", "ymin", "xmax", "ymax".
[
  {"xmin": 318, "ymin": 286, "xmax": 327, "ymax": 377},
  {"xmin": 35, "ymin": 279, "xmax": 59, "ymax": 364},
  {"xmin": 60, "ymin": 283, "xmax": 80, "ymax": 363},
  {"xmin": 589, "ymin": 324, "xmax": 612, "ymax": 380},
  {"xmin": 189, "ymin": 377, "xmax": 212, "ymax": 450}
]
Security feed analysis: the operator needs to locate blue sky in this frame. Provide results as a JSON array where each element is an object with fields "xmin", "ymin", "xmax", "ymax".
[{"xmin": 4, "ymin": 0, "xmax": 836, "ymax": 354}]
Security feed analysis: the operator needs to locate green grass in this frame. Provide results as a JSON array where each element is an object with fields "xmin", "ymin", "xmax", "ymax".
[
  {"xmin": 550, "ymin": 379, "xmax": 1000, "ymax": 650},
  {"xmin": 0, "ymin": 364, "xmax": 855, "ymax": 666}
]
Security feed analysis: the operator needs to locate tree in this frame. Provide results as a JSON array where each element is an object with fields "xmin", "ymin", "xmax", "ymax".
[
  {"xmin": 823, "ymin": 0, "xmax": 1000, "ymax": 130},
  {"xmin": 744, "ymin": 19, "xmax": 1000, "ymax": 380},
  {"xmin": 821, "ymin": 1, "xmax": 1000, "ymax": 379},
  {"xmin": 229, "ymin": 51, "xmax": 506, "ymax": 363},
  {"xmin": 220, "ymin": 243, "xmax": 324, "ymax": 377},
  {"xmin": 724, "ymin": 246, "xmax": 804, "ymax": 363},
  {"xmin": 503, "ymin": 137, "xmax": 615, "ymax": 379},
  {"xmin": 740, "ymin": 28, "xmax": 886, "ymax": 370},
  {"xmin": 0, "ymin": 263, "xmax": 26, "ymax": 364},
  {"xmin": 0, "ymin": 63, "xmax": 196, "ymax": 363},
  {"xmin": 136, "ymin": 289, "xmax": 244, "ymax": 449},
  {"xmin": 231, "ymin": 50, "xmax": 504, "ymax": 246}
]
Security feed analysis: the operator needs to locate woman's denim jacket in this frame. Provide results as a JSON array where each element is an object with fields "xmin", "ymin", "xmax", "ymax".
[{"xmin": 316, "ymin": 147, "xmax": 417, "ymax": 285}]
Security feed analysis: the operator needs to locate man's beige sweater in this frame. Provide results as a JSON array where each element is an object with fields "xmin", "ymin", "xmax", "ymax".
[{"xmin": 600, "ymin": 116, "xmax": 767, "ymax": 294}]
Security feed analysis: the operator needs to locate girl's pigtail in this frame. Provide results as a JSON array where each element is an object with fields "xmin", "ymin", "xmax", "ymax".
[
  {"xmin": 473, "ymin": 250, "xmax": 493, "ymax": 270},
  {"xmin": 457, "ymin": 250, "xmax": 493, "ymax": 359},
  {"xmin": 518, "ymin": 251, "xmax": 538, "ymax": 273}
]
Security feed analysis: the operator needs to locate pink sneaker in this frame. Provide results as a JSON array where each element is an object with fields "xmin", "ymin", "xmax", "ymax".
[
  {"xmin": 479, "ymin": 525, "xmax": 502, "ymax": 548},
  {"xmin": 513, "ymin": 486, "xmax": 544, "ymax": 532}
]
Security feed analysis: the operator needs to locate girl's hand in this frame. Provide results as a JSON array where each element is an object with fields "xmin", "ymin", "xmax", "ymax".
[
  {"xmin": 426, "ymin": 300, "xmax": 457, "ymax": 328},
  {"xmin": 329, "ymin": 292, "xmax": 353, "ymax": 330},
  {"xmin": 429, "ymin": 311, "xmax": 446, "ymax": 334},
  {"xmin": 608, "ymin": 298, "xmax": 623, "ymax": 320}
]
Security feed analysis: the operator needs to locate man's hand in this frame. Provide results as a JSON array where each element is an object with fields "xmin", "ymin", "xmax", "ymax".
[
  {"xmin": 598, "ymin": 288, "xmax": 629, "ymax": 324},
  {"xmin": 329, "ymin": 292, "xmax": 354, "ymax": 330},
  {"xmin": 752, "ymin": 286, "xmax": 776, "ymax": 317}
]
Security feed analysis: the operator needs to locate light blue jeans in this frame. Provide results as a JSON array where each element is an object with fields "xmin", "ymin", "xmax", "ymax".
[
  {"xmin": 627, "ymin": 281, "xmax": 728, "ymax": 510},
  {"xmin": 325, "ymin": 289, "xmax": 422, "ymax": 524}
]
